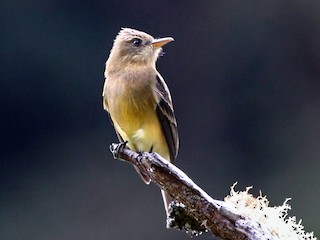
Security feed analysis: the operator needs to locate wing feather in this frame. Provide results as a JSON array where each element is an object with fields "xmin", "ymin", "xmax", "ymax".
[{"xmin": 155, "ymin": 73, "xmax": 179, "ymax": 161}]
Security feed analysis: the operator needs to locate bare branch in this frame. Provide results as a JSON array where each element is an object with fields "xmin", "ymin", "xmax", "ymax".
[{"xmin": 109, "ymin": 143, "xmax": 316, "ymax": 240}]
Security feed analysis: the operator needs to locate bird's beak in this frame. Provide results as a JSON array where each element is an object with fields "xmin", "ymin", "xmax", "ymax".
[{"xmin": 151, "ymin": 37, "xmax": 174, "ymax": 48}]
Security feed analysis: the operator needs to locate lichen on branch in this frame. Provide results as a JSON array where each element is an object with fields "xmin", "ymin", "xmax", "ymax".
[{"xmin": 109, "ymin": 143, "xmax": 317, "ymax": 240}]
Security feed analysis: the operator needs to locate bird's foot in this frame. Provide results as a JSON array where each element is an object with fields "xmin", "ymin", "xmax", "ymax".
[{"xmin": 110, "ymin": 141, "xmax": 128, "ymax": 159}]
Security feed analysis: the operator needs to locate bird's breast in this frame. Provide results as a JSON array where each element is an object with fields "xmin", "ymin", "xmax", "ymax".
[{"xmin": 105, "ymin": 69, "xmax": 158, "ymax": 135}]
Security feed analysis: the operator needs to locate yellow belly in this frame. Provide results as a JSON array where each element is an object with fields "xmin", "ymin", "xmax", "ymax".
[
  {"xmin": 112, "ymin": 106, "xmax": 170, "ymax": 161},
  {"xmin": 107, "ymin": 85, "xmax": 170, "ymax": 161},
  {"xmin": 104, "ymin": 68, "xmax": 170, "ymax": 161}
]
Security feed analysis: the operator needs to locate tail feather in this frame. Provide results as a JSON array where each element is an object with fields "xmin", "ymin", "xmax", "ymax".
[
  {"xmin": 161, "ymin": 189, "xmax": 172, "ymax": 217},
  {"xmin": 133, "ymin": 165, "xmax": 151, "ymax": 184}
]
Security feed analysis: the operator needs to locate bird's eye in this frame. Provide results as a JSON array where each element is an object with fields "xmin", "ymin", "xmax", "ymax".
[{"xmin": 132, "ymin": 38, "xmax": 142, "ymax": 47}]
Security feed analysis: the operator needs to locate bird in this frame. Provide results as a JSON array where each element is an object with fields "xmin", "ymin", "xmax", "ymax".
[{"xmin": 102, "ymin": 28, "xmax": 179, "ymax": 216}]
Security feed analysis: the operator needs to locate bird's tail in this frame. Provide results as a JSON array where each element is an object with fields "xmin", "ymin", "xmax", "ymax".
[
  {"xmin": 133, "ymin": 165, "xmax": 151, "ymax": 184},
  {"xmin": 161, "ymin": 189, "xmax": 173, "ymax": 218},
  {"xmin": 134, "ymin": 165, "xmax": 172, "ymax": 216}
]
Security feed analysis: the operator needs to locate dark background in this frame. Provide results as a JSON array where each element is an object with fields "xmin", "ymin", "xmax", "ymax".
[{"xmin": 1, "ymin": 1, "xmax": 319, "ymax": 239}]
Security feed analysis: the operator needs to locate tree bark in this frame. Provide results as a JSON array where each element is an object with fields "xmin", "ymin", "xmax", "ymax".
[{"xmin": 109, "ymin": 143, "xmax": 278, "ymax": 240}]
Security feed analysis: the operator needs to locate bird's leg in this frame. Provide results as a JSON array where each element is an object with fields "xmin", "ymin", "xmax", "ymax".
[
  {"xmin": 136, "ymin": 145, "xmax": 153, "ymax": 157},
  {"xmin": 119, "ymin": 141, "xmax": 128, "ymax": 148},
  {"xmin": 136, "ymin": 151, "xmax": 143, "ymax": 157},
  {"xmin": 119, "ymin": 140, "xmax": 128, "ymax": 151},
  {"xmin": 149, "ymin": 145, "xmax": 154, "ymax": 153}
]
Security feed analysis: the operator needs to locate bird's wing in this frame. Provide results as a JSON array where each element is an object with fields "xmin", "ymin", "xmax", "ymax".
[{"xmin": 155, "ymin": 73, "xmax": 179, "ymax": 161}]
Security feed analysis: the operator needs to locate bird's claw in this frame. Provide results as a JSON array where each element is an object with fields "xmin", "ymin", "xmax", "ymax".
[{"xmin": 110, "ymin": 141, "xmax": 128, "ymax": 159}]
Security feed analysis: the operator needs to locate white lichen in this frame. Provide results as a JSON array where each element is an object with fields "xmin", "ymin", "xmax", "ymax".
[{"xmin": 224, "ymin": 183, "xmax": 317, "ymax": 240}]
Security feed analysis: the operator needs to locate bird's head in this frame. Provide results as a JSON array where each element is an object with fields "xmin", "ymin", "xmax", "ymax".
[{"xmin": 108, "ymin": 28, "xmax": 174, "ymax": 67}]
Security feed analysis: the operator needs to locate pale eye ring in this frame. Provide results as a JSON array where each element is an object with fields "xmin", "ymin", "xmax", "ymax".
[{"xmin": 132, "ymin": 38, "xmax": 142, "ymax": 47}]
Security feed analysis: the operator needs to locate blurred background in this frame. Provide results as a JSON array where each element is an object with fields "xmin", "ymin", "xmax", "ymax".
[{"xmin": 1, "ymin": 1, "xmax": 320, "ymax": 239}]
